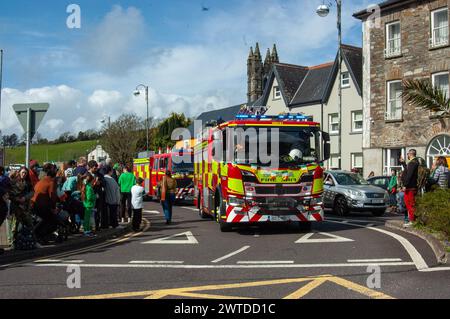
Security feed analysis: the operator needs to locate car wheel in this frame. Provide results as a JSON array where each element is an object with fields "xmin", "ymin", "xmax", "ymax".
[
  {"xmin": 372, "ymin": 209, "xmax": 386, "ymax": 217},
  {"xmin": 335, "ymin": 196, "xmax": 349, "ymax": 216}
]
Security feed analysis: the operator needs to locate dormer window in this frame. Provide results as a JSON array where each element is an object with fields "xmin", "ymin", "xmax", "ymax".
[
  {"xmin": 273, "ymin": 86, "xmax": 281, "ymax": 100},
  {"xmin": 341, "ymin": 72, "xmax": 350, "ymax": 88}
]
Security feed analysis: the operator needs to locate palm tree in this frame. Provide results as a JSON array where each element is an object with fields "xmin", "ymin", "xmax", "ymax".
[{"xmin": 402, "ymin": 79, "xmax": 450, "ymax": 117}]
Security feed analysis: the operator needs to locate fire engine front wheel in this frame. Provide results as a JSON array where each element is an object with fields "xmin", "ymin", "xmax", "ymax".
[{"xmin": 215, "ymin": 192, "xmax": 232, "ymax": 232}]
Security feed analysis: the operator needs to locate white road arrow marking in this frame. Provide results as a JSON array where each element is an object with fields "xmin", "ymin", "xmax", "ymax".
[
  {"xmin": 295, "ymin": 232, "xmax": 354, "ymax": 244},
  {"xmin": 142, "ymin": 231, "xmax": 199, "ymax": 244}
]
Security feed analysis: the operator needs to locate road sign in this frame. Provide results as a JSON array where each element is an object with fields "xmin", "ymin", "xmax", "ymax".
[
  {"xmin": 13, "ymin": 103, "xmax": 49, "ymax": 139},
  {"xmin": 12, "ymin": 103, "xmax": 49, "ymax": 167}
]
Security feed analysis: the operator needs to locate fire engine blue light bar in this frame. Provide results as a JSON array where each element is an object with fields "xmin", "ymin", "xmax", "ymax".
[{"xmin": 236, "ymin": 114, "xmax": 311, "ymax": 121}]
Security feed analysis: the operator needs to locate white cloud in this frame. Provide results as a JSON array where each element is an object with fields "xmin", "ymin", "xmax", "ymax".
[
  {"xmin": 78, "ymin": 5, "xmax": 146, "ymax": 74},
  {"xmin": 3, "ymin": 1, "xmax": 372, "ymax": 140}
]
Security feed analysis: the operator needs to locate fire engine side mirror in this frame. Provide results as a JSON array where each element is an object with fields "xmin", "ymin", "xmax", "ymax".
[{"xmin": 322, "ymin": 131, "xmax": 331, "ymax": 162}]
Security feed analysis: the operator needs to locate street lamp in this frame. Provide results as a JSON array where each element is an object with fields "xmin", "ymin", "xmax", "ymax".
[
  {"xmin": 134, "ymin": 84, "xmax": 150, "ymax": 152},
  {"xmin": 100, "ymin": 116, "xmax": 111, "ymax": 128},
  {"xmin": 317, "ymin": 0, "xmax": 342, "ymax": 169}
]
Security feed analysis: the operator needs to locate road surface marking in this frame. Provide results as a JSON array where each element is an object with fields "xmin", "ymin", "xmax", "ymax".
[
  {"xmin": 295, "ymin": 232, "xmax": 354, "ymax": 244},
  {"xmin": 129, "ymin": 261, "xmax": 184, "ymax": 264},
  {"xmin": 237, "ymin": 261, "xmax": 294, "ymax": 264},
  {"xmin": 326, "ymin": 217, "xmax": 384, "ymax": 224},
  {"xmin": 142, "ymin": 231, "xmax": 199, "ymax": 244},
  {"xmin": 347, "ymin": 258, "xmax": 402, "ymax": 263},
  {"xmin": 59, "ymin": 275, "xmax": 394, "ymax": 299},
  {"xmin": 31, "ymin": 261, "xmax": 415, "ymax": 269},
  {"xmin": 143, "ymin": 210, "xmax": 160, "ymax": 214},
  {"xmin": 283, "ymin": 278, "xmax": 327, "ymax": 299},
  {"xmin": 181, "ymin": 207, "xmax": 198, "ymax": 212},
  {"xmin": 420, "ymin": 267, "xmax": 450, "ymax": 272},
  {"xmin": 34, "ymin": 259, "xmax": 63, "ymax": 263},
  {"xmin": 0, "ymin": 217, "xmax": 151, "ymax": 269},
  {"xmin": 326, "ymin": 220, "xmax": 429, "ymax": 271},
  {"xmin": 211, "ymin": 246, "xmax": 250, "ymax": 263}
]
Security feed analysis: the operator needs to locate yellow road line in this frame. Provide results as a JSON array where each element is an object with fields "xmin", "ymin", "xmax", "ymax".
[
  {"xmin": 173, "ymin": 292, "xmax": 253, "ymax": 299},
  {"xmin": 326, "ymin": 276, "xmax": 394, "ymax": 299},
  {"xmin": 283, "ymin": 278, "xmax": 327, "ymax": 299},
  {"xmin": 61, "ymin": 274, "xmax": 394, "ymax": 299}
]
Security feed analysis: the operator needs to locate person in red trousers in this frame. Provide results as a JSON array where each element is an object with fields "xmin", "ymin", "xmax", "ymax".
[{"xmin": 400, "ymin": 149, "xmax": 419, "ymax": 227}]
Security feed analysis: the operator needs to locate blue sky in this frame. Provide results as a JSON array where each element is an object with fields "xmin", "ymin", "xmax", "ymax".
[{"xmin": 0, "ymin": 0, "xmax": 371, "ymax": 138}]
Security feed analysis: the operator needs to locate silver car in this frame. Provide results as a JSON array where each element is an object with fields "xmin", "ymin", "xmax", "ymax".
[{"xmin": 323, "ymin": 170, "xmax": 389, "ymax": 216}]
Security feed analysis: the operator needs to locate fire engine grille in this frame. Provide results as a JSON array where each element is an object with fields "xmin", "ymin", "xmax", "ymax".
[
  {"xmin": 176, "ymin": 178, "xmax": 192, "ymax": 188},
  {"xmin": 255, "ymin": 185, "xmax": 301, "ymax": 195}
]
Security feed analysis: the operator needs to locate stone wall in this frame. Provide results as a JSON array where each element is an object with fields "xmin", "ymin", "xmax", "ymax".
[{"xmin": 368, "ymin": 0, "xmax": 450, "ymax": 150}]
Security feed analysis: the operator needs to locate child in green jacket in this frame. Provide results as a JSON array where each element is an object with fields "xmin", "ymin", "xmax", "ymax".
[{"xmin": 82, "ymin": 174, "xmax": 96, "ymax": 237}]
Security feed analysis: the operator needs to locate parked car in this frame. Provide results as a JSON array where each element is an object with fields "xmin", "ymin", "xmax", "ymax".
[
  {"xmin": 367, "ymin": 176, "xmax": 390, "ymax": 191},
  {"xmin": 323, "ymin": 170, "xmax": 389, "ymax": 217}
]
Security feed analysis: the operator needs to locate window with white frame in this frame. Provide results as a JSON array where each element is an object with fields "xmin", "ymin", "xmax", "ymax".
[
  {"xmin": 329, "ymin": 154, "xmax": 340, "ymax": 169},
  {"xmin": 351, "ymin": 153, "xmax": 363, "ymax": 169},
  {"xmin": 385, "ymin": 21, "xmax": 401, "ymax": 57},
  {"xmin": 329, "ymin": 113, "xmax": 339, "ymax": 134},
  {"xmin": 273, "ymin": 86, "xmax": 281, "ymax": 100},
  {"xmin": 351, "ymin": 111, "xmax": 363, "ymax": 132},
  {"xmin": 432, "ymin": 72, "xmax": 449, "ymax": 98},
  {"xmin": 383, "ymin": 148, "xmax": 405, "ymax": 175},
  {"xmin": 386, "ymin": 81, "xmax": 403, "ymax": 121},
  {"xmin": 430, "ymin": 8, "xmax": 449, "ymax": 48},
  {"xmin": 341, "ymin": 72, "xmax": 350, "ymax": 88}
]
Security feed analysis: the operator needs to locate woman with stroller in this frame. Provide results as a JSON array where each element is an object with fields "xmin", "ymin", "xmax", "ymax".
[{"xmin": 9, "ymin": 167, "xmax": 33, "ymax": 244}]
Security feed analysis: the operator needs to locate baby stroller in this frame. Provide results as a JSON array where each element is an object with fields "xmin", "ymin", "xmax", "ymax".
[
  {"xmin": 61, "ymin": 191, "xmax": 84, "ymax": 234},
  {"xmin": 55, "ymin": 203, "xmax": 71, "ymax": 243}
]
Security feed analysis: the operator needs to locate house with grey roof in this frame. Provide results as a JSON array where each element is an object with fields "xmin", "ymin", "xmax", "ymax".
[
  {"xmin": 253, "ymin": 45, "xmax": 364, "ymax": 172},
  {"xmin": 354, "ymin": 0, "xmax": 450, "ymax": 176}
]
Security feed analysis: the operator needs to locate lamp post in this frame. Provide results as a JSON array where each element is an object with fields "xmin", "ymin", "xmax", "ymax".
[
  {"xmin": 317, "ymin": 0, "xmax": 342, "ymax": 169},
  {"xmin": 134, "ymin": 84, "xmax": 150, "ymax": 152},
  {"xmin": 101, "ymin": 116, "xmax": 111, "ymax": 129}
]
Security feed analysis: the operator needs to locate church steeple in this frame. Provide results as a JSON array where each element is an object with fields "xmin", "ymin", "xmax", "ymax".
[
  {"xmin": 247, "ymin": 42, "xmax": 264, "ymax": 104},
  {"xmin": 271, "ymin": 44, "xmax": 279, "ymax": 63}
]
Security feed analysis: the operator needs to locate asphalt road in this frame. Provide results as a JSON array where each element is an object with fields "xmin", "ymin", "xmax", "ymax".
[{"xmin": 0, "ymin": 201, "xmax": 449, "ymax": 299}]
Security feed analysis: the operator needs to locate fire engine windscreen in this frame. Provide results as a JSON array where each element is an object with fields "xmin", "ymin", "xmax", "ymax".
[
  {"xmin": 172, "ymin": 154, "xmax": 194, "ymax": 173},
  {"xmin": 232, "ymin": 126, "xmax": 320, "ymax": 168}
]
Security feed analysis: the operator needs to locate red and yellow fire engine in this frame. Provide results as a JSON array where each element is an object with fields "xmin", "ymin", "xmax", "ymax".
[
  {"xmin": 134, "ymin": 150, "xmax": 195, "ymax": 203},
  {"xmin": 194, "ymin": 113, "xmax": 330, "ymax": 232}
]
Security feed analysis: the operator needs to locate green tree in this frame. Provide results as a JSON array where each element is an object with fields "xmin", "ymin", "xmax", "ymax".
[
  {"xmin": 100, "ymin": 113, "xmax": 146, "ymax": 166},
  {"xmin": 152, "ymin": 112, "xmax": 192, "ymax": 149},
  {"xmin": 402, "ymin": 79, "xmax": 450, "ymax": 117}
]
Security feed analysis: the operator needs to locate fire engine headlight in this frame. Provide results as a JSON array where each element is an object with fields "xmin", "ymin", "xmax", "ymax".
[
  {"xmin": 228, "ymin": 197, "xmax": 246, "ymax": 207},
  {"xmin": 241, "ymin": 170, "xmax": 258, "ymax": 183}
]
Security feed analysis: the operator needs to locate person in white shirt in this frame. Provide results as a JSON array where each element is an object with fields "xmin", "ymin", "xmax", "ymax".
[
  {"xmin": 104, "ymin": 166, "xmax": 121, "ymax": 228},
  {"xmin": 131, "ymin": 177, "xmax": 145, "ymax": 232}
]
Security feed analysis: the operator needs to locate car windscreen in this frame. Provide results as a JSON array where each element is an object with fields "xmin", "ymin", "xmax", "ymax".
[{"xmin": 333, "ymin": 172, "xmax": 369, "ymax": 185}]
